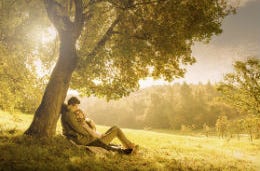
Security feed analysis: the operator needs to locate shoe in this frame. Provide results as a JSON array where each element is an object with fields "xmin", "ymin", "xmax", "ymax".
[{"xmin": 122, "ymin": 148, "xmax": 133, "ymax": 154}]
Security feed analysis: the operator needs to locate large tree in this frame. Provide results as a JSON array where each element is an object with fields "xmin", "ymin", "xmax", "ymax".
[
  {"xmin": 20, "ymin": 0, "xmax": 235, "ymax": 137},
  {"xmin": 218, "ymin": 57, "xmax": 260, "ymax": 116}
]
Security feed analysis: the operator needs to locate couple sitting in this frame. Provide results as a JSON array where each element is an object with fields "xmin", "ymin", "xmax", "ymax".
[{"xmin": 61, "ymin": 97, "xmax": 138, "ymax": 154}]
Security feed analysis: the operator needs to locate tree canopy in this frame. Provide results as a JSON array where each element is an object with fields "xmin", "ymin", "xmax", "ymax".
[
  {"xmin": 1, "ymin": 0, "xmax": 235, "ymax": 100},
  {"xmin": 70, "ymin": 0, "xmax": 235, "ymax": 99},
  {"xmin": 218, "ymin": 57, "xmax": 260, "ymax": 116}
]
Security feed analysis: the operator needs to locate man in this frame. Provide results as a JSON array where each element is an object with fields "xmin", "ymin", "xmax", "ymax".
[{"xmin": 61, "ymin": 97, "xmax": 137, "ymax": 154}]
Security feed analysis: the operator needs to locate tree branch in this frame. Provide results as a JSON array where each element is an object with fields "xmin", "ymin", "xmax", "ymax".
[
  {"xmin": 111, "ymin": 31, "xmax": 150, "ymax": 40},
  {"xmin": 73, "ymin": 0, "xmax": 84, "ymax": 39},
  {"xmin": 43, "ymin": 0, "xmax": 69, "ymax": 33},
  {"xmin": 85, "ymin": 14, "xmax": 121, "ymax": 64},
  {"xmin": 84, "ymin": 0, "xmax": 104, "ymax": 8}
]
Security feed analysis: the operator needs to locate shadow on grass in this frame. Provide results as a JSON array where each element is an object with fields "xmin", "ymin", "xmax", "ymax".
[{"xmin": 0, "ymin": 133, "xmax": 179, "ymax": 171}]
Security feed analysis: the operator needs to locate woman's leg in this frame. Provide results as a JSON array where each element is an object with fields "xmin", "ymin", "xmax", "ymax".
[{"xmin": 100, "ymin": 126, "xmax": 135, "ymax": 149}]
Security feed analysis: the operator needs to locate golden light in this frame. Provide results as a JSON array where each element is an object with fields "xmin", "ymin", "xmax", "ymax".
[
  {"xmin": 28, "ymin": 25, "xmax": 58, "ymax": 46},
  {"xmin": 40, "ymin": 26, "xmax": 57, "ymax": 45},
  {"xmin": 139, "ymin": 77, "xmax": 172, "ymax": 88}
]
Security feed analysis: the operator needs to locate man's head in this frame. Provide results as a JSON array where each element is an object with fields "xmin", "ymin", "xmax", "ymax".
[{"xmin": 68, "ymin": 96, "xmax": 80, "ymax": 105}]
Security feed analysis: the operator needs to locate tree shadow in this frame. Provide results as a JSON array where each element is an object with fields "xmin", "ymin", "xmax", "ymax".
[
  {"xmin": 0, "ymin": 132, "xmax": 250, "ymax": 171},
  {"xmin": 0, "ymin": 133, "xmax": 176, "ymax": 171}
]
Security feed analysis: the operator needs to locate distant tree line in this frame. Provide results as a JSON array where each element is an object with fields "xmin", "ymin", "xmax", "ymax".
[{"xmin": 81, "ymin": 82, "xmax": 240, "ymax": 130}]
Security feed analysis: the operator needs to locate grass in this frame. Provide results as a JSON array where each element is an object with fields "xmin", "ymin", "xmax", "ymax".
[{"xmin": 0, "ymin": 110, "xmax": 259, "ymax": 171}]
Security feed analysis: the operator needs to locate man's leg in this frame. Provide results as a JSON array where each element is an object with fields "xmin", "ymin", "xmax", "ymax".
[{"xmin": 100, "ymin": 126, "xmax": 134, "ymax": 149}]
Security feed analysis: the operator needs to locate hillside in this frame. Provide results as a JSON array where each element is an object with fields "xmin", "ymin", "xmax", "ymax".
[{"xmin": 0, "ymin": 111, "xmax": 259, "ymax": 171}]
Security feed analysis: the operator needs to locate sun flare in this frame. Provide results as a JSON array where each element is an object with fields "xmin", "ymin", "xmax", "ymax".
[
  {"xmin": 32, "ymin": 27, "xmax": 58, "ymax": 45},
  {"xmin": 40, "ymin": 26, "xmax": 57, "ymax": 45}
]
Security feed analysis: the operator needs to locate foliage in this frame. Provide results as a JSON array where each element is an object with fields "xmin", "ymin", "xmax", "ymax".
[
  {"xmin": 70, "ymin": 0, "xmax": 235, "ymax": 99},
  {"xmin": 0, "ymin": 45, "xmax": 44, "ymax": 113},
  {"xmin": 215, "ymin": 115, "xmax": 260, "ymax": 141},
  {"xmin": 243, "ymin": 115, "xmax": 260, "ymax": 141},
  {"xmin": 3, "ymin": 0, "xmax": 234, "ymax": 101},
  {"xmin": 0, "ymin": 1, "xmax": 50, "ymax": 113},
  {"xmin": 144, "ymin": 93, "xmax": 172, "ymax": 129},
  {"xmin": 215, "ymin": 115, "xmax": 229, "ymax": 138},
  {"xmin": 0, "ymin": 110, "xmax": 258, "ymax": 171},
  {"xmin": 218, "ymin": 57, "xmax": 260, "ymax": 116}
]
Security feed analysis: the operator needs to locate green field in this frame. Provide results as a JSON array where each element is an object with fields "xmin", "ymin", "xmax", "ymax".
[{"xmin": 0, "ymin": 111, "xmax": 259, "ymax": 171}]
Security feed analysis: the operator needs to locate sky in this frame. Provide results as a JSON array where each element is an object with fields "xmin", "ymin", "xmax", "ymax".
[{"xmin": 139, "ymin": 0, "xmax": 260, "ymax": 88}]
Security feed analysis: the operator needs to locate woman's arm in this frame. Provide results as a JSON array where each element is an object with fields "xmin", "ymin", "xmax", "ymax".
[
  {"xmin": 82, "ymin": 121, "xmax": 101, "ymax": 139},
  {"xmin": 86, "ymin": 118, "xmax": 97, "ymax": 131}
]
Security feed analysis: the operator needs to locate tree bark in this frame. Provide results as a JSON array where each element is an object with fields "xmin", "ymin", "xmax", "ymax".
[{"xmin": 25, "ymin": 33, "xmax": 77, "ymax": 137}]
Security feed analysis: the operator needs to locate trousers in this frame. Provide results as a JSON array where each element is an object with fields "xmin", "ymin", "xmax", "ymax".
[{"xmin": 99, "ymin": 126, "xmax": 133, "ymax": 149}]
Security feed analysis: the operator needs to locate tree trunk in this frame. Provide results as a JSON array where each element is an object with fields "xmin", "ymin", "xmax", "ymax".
[{"xmin": 25, "ymin": 33, "xmax": 77, "ymax": 137}]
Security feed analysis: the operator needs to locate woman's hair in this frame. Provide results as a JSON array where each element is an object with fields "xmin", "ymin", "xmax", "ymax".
[{"xmin": 68, "ymin": 96, "xmax": 80, "ymax": 105}]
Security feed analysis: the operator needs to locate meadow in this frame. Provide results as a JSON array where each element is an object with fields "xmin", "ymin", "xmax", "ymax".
[{"xmin": 0, "ymin": 111, "xmax": 259, "ymax": 171}]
